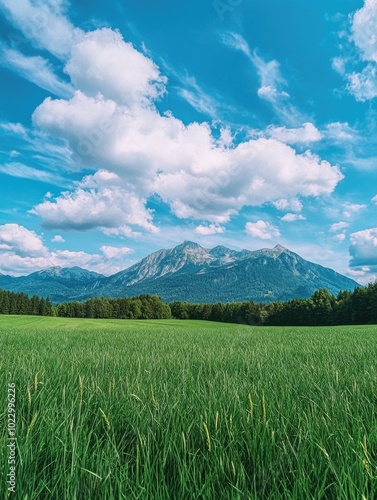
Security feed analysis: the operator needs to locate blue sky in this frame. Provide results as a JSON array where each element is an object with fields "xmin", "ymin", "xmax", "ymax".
[{"xmin": 0, "ymin": 0, "xmax": 377, "ymax": 282}]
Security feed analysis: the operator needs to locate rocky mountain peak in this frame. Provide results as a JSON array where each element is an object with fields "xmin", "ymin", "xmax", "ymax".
[{"xmin": 175, "ymin": 241, "xmax": 203, "ymax": 251}]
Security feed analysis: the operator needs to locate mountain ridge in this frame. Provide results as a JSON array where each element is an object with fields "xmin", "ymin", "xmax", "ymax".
[{"xmin": 0, "ymin": 241, "xmax": 359, "ymax": 303}]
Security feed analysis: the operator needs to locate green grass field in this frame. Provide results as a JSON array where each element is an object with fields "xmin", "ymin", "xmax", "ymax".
[{"xmin": 1, "ymin": 315, "xmax": 376, "ymax": 499}]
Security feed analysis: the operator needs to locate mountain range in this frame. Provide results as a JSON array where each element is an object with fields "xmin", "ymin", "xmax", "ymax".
[{"xmin": 0, "ymin": 241, "xmax": 359, "ymax": 304}]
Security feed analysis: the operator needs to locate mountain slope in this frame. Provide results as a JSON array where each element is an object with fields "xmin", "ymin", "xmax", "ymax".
[
  {"xmin": 1, "ymin": 267, "xmax": 105, "ymax": 303},
  {"xmin": 82, "ymin": 241, "xmax": 358, "ymax": 303},
  {"xmin": 0, "ymin": 242, "xmax": 359, "ymax": 303}
]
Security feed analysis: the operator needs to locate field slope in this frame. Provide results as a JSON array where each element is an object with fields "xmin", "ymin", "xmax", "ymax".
[{"xmin": 1, "ymin": 316, "xmax": 376, "ymax": 499}]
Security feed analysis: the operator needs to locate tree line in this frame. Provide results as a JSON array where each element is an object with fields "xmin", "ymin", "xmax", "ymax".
[
  {"xmin": 170, "ymin": 284, "xmax": 377, "ymax": 326},
  {"xmin": 0, "ymin": 290, "xmax": 171, "ymax": 319},
  {"xmin": 1, "ymin": 282, "xmax": 377, "ymax": 326},
  {"xmin": 56, "ymin": 295, "xmax": 171, "ymax": 319},
  {"xmin": 0, "ymin": 289, "xmax": 53, "ymax": 316}
]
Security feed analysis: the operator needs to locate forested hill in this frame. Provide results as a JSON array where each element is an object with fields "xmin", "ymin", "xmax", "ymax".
[{"xmin": 1, "ymin": 282, "xmax": 377, "ymax": 326}]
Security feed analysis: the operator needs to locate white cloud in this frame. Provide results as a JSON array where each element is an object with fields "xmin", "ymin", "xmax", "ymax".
[
  {"xmin": 347, "ymin": 65, "xmax": 377, "ymax": 101},
  {"xmin": 245, "ymin": 220, "xmax": 281, "ymax": 240},
  {"xmin": 155, "ymin": 140, "xmax": 342, "ymax": 222},
  {"xmin": 102, "ymin": 226, "xmax": 141, "ymax": 238},
  {"xmin": 324, "ymin": 122, "xmax": 358, "ymax": 142},
  {"xmin": 0, "ymin": 122, "xmax": 27, "ymax": 136},
  {"xmin": 0, "ymin": 248, "xmax": 125, "ymax": 277},
  {"xmin": 33, "ymin": 80, "xmax": 343, "ymax": 225},
  {"xmin": 330, "ymin": 221, "xmax": 350, "ymax": 232},
  {"xmin": 350, "ymin": 227, "xmax": 377, "ymax": 267},
  {"xmin": 221, "ymin": 33, "xmax": 303, "ymax": 125},
  {"xmin": 0, "ymin": 223, "xmax": 47, "ymax": 257},
  {"xmin": 221, "ymin": 32, "xmax": 251, "ymax": 59},
  {"xmin": 351, "ymin": 0, "xmax": 377, "ymax": 63},
  {"xmin": 0, "ymin": 223, "xmax": 133, "ymax": 276},
  {"xmin": 372, "ymin": 194, "xmax": 377, "ymax": 203},
  {"xmin": 65, "ymin": 29, "xmax": 166, "ymax": 106},
  {"xmin": 176, "ymin": 75, "xmax": 238, "ymax": 120},
  {"xmin": 342, "ymin": 202, "xmax": 367, "ymax": 218},
  {"xmin": 100, "ymin": 245, "xmax": 134, "ymax": 259},
  {"xmin": 346, "ymin": 265, "xmax": 376, "ymax": 285},
  {"xmin": 332, "ymin": 57, "xmax": 347, "ymax": 75},
  {"xmin": 335, "ymin": 0, "xmax": 377, "ymax": 101},
  {"xmin": 194, "ymin": 224, "xmax": 225, "ymax": 235},
  {"xmin": 347, "ymin": 266, "xmax": 370, "ymax": 277},
  {"xmin": 0, "ymin": 162, "xmax": 66, "ymax": 186},
  {"xmin": 281, "ymin": 213, "xmax": 306, "ymax": 222},
  {"xmin": 0, "ymin": 20, "xmax": 334, "ymax": 230},
  {"xmin": 51, "ymin": 235, "xmax": 65, "ymax": 243},
  {"xmin": 265, "ymin": 123, "xmax": 322, "ymax": 144},
  {"xmin": 257, "ymin": 85, "xmax": 289, "ymax": 101},
  {"xmin": 332, "ymin": 233, "xmax": 346, "ymax": 242},
  {"xmin": 251, "ymin": 52, "xmax": 285, "ymax": 93},
  {"xmin": 272, "ymin": 198, "xmax": 303, "ymax": 213},
  {"xmin": 0, "ymin": 0, "xmax": 82, "ymax": 59},
  {"xmin": 0, "ymin": 48, "xmax": 74, "ymax": 98},
  {"xmin": 251, "ymin": 52, "xmax": 306, "ymax": 126},
  {"xmin": 31, "ymin": 172, "xmax": 158, "ymax": 233}
]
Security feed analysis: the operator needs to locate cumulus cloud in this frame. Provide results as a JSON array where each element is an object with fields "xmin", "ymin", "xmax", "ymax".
[
  {"xmin": 333, "ymin": 233, "xmax": 346, "ymax": 243},
  {"xmin": 33, "ymin": 75, "xmax": 343, "ymax": 226},
  {"xmin": 335, "ymin": 0, "xmax": 377, "ymax": 101},
  {"xmin": 155, "ymin": 140, "xmax": 342, "ymax": 222},
  {"xmin": 351, "ymin": 0, "xmax": 377, "ymax": 63},
  {"xmin": 0, "ymin": 223, "xmax": 133, "ymax": 276},
  {"xmin": 100, "ymin": 245, "xmax": 134, "ymax": 259},
  {"xmin": 280, "ymin": 213, "xmax": 306, "ymax": 222},
  {"xmin": 0, "ymin": 8, "xmax": 342, "ymax": 233},
  {"xmin": 31, "ymin": 172, "xmax": 158, "ymax": 233},
  {"xmin": 65, "ymin": 29, "xmax": 167, "ymax": 106},
  {"xmin": 347, "ymin": 65, "xmax": 377, "ymax": 101},
  {"xmin": 251, "ymin": 53, "xmax": 287, "ymax": 98},
  {"xmin": 330, "ymin": 221, "xmax": 350, "ymax": 232},
  {"xmin": 324, "ymin": 122, "xmax": 359, "ymax": 142},
  {"xmin": 264, "ymin": 123, "xmax": 322, "ymax": 144},
  {"xmin": 194, "ymin": 224, "xmax": 225, "ymax": 236},
  {"xmin": 342, "ymin": 202, "xmax": 367, "ymax": 218},
  {"xmin": 350, "ymin": 227, "xmax": 377, "ymax": 267},
  {"xmin": 0, "ymin": 223, "xmax": 47, "ymax": 257},
  {"xmin": 51, "ymin": 235, "xmax": 65, "ymax": 243},
  {"xmin": 245, "ymin": 220, "xmax": 281, "ymax": 240},
  {"xmin": 272, "ymin": 198, "xmax": 303, "ymax": 212}
]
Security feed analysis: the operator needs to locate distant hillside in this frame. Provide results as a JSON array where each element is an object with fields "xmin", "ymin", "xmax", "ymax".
[{"xmin": 0, "ymin": 241, "xmax": 359, "ymax": 303}]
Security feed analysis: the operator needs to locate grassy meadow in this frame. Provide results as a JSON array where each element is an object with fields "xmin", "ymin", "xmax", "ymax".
[{"xmin": 1, "ymin": 315, "xmax": 377, "ymax": 499}]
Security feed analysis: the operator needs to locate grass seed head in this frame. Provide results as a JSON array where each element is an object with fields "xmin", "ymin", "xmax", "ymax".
[
  {"xmin": 182, "ymin": 432, "xmax": 187, "ymax": 453},
  {"xmin": 78, "ymin": 375, "xmax": 84, "ymax": 402},
  {"xmin": 231, "ymin": 460, "xmax": 236, "ymax": 478},
  {"xmin": 248, "ymin": 393, "xmax": 253, "ymax": 416},
  {"xmin": 99, "ymin": 408, "xmax": 111, "ymax": 431},
  {"xmin": 262, "ymin": 394, "xmax": 267, "ymax": 424},
  {"xmin": 27, "ymin": 412, "xmax": 38, "ymax": 438},
  {"xmin": 203, "ymin": 422, "xmax": 211, "ymax": 451}
]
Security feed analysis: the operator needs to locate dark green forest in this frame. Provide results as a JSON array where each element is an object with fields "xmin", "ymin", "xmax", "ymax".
[
  {"xmin": 0, "ymin": 289, "xmax": 53, "ymax": 316},
  {"xmin": 1, "ymin": 282, "xmax": 377, "ymax": 325}
]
